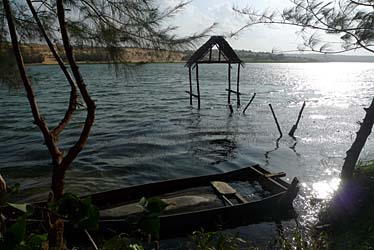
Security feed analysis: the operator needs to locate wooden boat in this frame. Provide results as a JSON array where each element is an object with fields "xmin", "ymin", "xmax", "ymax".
[
  {"xmin": 4, "ymin": 164, "xmax": 299, "ymax": 240},
  {"xmin": 88, "ymin": 164, "xmax": 299, "ymax": 239}
]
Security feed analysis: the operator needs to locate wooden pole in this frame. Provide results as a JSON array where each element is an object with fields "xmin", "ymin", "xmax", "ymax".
[
  {"xmin": 243, "ymin": 93, "xmax": 256, "ymax": 114},
  {"xmin": 188, "ymin": 66, "xmax": 192, "ymax": 106},
  {"xmin": 237, "ymin": 63, "xmax": 240, "ymax": 106},
  {"xmin": 196, "ymin": 63, "xmax": 200, "ymax": 109},
  {"xmin": 228, "ymin": 103, "xmax": 233, "ymax": 114},
  {"xmin": 228, "ymin": 63, "xmax": 231, "ymax": 104},
  {"xmin": 269, "ymin": 104, "xmax": 283, "ymax": 138},
  {"xmin": 288, "ymin": 101, "xmax": 306, "ymax": 137}
]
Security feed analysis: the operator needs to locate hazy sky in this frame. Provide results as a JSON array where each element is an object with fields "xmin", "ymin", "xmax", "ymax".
[{"xmin": 160, "ymin": 0, "xmax": 370, "ymax": 55}]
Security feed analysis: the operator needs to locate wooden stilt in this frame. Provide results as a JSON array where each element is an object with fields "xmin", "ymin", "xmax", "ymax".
[
  {"xmin": 237, "ymin": 63, "xmax": 241, "ymax": 106},
  {"xmin": 289, "ymin": 101, "xmax": 306, "ymax": 137},
  {"xmin": 243, "ymin": 93, "xmax": 256, "ymax": 114},
  {"xmin": 196, "ymin": 63, "xmax": 200, "ymax": 109},
  {"xmin": 228, "ymin": 63, "xmax": 231, "ymax": 104},
  {"xmin": 185, "ymin": 38, "xmax": 243, "ymax": 109},
  {"xmin": 188, "ymin": 67, "xmax": 192, "ymax": 106},
  {"xmin": 229, "ymin": 103, "xmax": 233, "ymax": 114},
  {"xmin": 269, "ymin": 104, "xmax": 283, "ymax": 138}
]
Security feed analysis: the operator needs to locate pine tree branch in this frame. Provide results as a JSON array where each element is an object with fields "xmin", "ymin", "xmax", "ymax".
[{"xmin": 349, "ymin": 0, "xmax": 374, "ymax": 7}]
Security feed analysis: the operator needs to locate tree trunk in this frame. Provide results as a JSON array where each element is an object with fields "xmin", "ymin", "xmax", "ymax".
[
  {"xmin": 2, "ymin": 0, "xmax": 62, "ymax": 161},
  {"xmin": 341, "ymin": 98, "xmax": 374, "ymax": 180},
  {"xmin": 56, "ymin": 0, "xmax": 96, "ymax": 172},
  {"xmin": 3, "ymin": 1, "xmax": 66, "ymax": 248}
]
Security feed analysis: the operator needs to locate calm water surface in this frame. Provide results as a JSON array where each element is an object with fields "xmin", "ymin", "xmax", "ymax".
[{"xmin": 1, "ymin": 62, "xmax": 374, "ymax": 228}]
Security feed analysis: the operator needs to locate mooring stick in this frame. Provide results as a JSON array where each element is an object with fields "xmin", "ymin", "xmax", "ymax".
[
  {"xmin": 288, "ymin": 101, "xmax": 306, "ymax": 138},
  {"xmin": 243, "ymin": 93, "xmax": 256, "ymax": 114},
  {"xmin": 269, "ymin": 104, "xmax": 283, "ymax": 138},
  {"xmin": 228, "ymin": 103, "xmax": 234, "ymax": 114}
]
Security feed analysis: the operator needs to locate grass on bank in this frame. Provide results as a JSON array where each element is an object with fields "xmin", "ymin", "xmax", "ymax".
[{"xmin": 321, "ymin": 160, "xmax": 374, "ymax": 250}]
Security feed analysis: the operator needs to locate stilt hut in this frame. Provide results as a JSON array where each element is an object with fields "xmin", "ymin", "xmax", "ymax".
[{"xmin": 185, "ymin": 36, "xmax": 244, "ymax": 109}]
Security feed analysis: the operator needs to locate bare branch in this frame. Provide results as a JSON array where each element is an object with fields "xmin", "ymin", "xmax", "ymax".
[
  {"xmin": 56, "ymin": 0, "xmax": 96, "ymax": 176},
  {"xmin": 349, "ymin": 0, "xmax": 374, "ymax": 7},
  {"xmin": 3, "ymin": 0, "xmax": 62, "ymax": 164},
  {"xmin": 26, "ymin": 0, "xmax": 78, "ymax": 137}
]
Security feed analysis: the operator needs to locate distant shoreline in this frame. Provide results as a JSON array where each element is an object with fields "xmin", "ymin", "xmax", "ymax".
[
  {"xmin": 26, "ymin": 60, "xmax": 374, "ymax": 66},
  {"xmin": 18, "ymin": 43, "xmax": 374, "ymax": 64}
]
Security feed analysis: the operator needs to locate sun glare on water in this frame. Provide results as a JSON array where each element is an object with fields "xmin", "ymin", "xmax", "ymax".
[
  {"xmin": 311, "ymin": 177, "xmax": 341, "ymax": 200},
  {"xmin": 307, "ymin": 63, "xmax": 356, "ymax": 94},
  {"xmin": 300, "ymin": 63, "xmax": 373, "ymax": 107}
]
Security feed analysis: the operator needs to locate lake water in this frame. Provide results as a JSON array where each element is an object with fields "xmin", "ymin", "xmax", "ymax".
[{"xmin": 1, "ymin": 62, "xmax": 374, "ymax": 228}]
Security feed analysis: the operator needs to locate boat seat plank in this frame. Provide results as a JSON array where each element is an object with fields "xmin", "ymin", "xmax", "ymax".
[
  {"xmin": 211, "ymin": 181, "xmax": 247, "ymax": 205},
  {"xmin": 211, "ymin": 181, "xmax": 236, "ymax": 195},
  {"xmin": 265, "ymin": 172, "xmax": 286, "ymax": 178}
]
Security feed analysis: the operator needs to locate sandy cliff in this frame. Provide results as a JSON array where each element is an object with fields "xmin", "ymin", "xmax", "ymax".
[{"xmin": 18, "ymin": 44, "xmax": 186, "ymax": 64}]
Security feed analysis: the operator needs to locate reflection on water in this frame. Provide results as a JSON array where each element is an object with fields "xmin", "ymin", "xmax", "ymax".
[
  {"xmin": 1, "ymin": 63, "xmax": 374, "ymax": 228},
  {"xmin": 312, "ymin": 177, "xmax": 340, "ymax": 200}
]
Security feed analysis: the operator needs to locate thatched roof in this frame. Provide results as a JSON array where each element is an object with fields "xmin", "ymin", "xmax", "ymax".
[{"xmin": 185, "ymin": 36, "xmax": 243, "ymax": 68}]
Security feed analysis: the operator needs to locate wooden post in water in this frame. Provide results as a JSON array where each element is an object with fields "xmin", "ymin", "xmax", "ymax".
[
  {"xmin": 188, "ymin": 66, "xmax": 192, "ymax": 106},
  {"xmin": 289, "ymin": 101, "xmax": 306, "ymax": 137},
  {"xmin": 242, "ymin": 93, "xmax": 256, "ymax": 114},
  {"xmin": 228, "ymin": 63, "xmax": 231, "ymax": 104},
  {"xmin": 236, "ymin": 63, "xmax": 241, "ymax": 106},
  {"xmin": 228, "ymin": 103, "xmax": 233, "ymax": 114},
  {"xmin": 269, "ymin": 104, "xmax": 283, "ymax": 138},
  {"xmin": 196, "ymin": 63, "xmax": 201, "ymax": 109}
]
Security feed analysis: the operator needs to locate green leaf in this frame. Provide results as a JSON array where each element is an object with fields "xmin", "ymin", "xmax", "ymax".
[
  {"xmin": 143, "ymin": 197, "xmax": 168, "ymax": 214},
  {"xmin": 53, "ymin": 193, "xmax": 99, "ymax": 231},
  {"xmin": 26, "ymin": 233, "xmax": 48, "ymax": 250},
  {"xmin": 2, "ymin": 215, "xmax": 26, "ymax": 249},
  {"xmin": 77, "ymin": 197, "xmax": 99, "ymax": 231},
  {"xmin": 7, "ymin": 203, "xmax": 27, "ymax": 213},
  {"xmin": 55, "ymin": 193, "xmax": 81, "ymax": 216}
]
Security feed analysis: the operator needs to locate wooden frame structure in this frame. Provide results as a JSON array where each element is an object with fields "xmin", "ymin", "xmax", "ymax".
[{"xmin": 185, "ymin": 36, "xmax": 244, "ymax": 109}]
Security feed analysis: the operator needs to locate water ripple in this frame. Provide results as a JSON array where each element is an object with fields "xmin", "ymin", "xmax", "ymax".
[{"xmin": 1, "ymin": 63, "xmax": 374, "ymax": 225}]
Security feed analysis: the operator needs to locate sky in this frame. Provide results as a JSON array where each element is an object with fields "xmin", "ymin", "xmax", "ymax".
[{"xmin": 159, "ymin": 0, "xmax": 371, "ymax": 55}]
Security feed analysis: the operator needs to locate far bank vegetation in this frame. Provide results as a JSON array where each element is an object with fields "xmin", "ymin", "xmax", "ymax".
[
  {"xmin": 14, "ymin": 44, "xmax": 318, "ymax": 65},
  {"xmin": 16, "ymin": 44, "xmax": 186, "ymax": 64}
]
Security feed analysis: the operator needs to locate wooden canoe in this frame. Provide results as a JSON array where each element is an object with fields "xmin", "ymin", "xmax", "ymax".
[
  {"xmin": 4, "ymin": 164, "xmax": 299, "ymax": 240},
  {"xmin": 89, "ymin": 164, "xmax": 299, "ymax": 239}
]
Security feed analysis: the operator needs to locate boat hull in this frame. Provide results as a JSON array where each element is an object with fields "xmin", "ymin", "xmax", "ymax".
[{"xmin": 89, "ymin": 164, "xmax": 299, "ymax": 239}]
